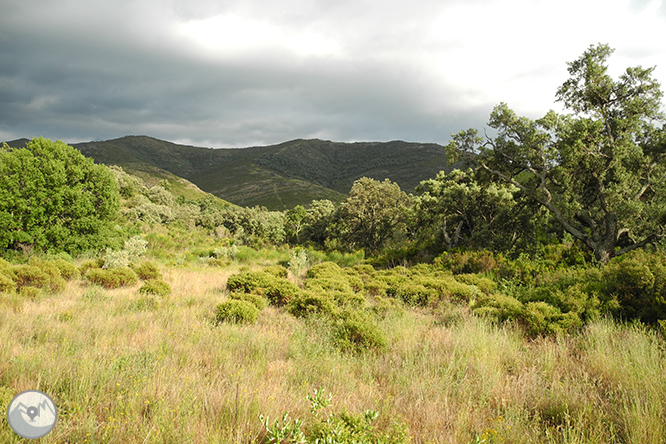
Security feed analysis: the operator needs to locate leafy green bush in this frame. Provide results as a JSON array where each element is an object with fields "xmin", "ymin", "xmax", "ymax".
[
  {"xmin": 288, "ymin": 291, "xmax": 338, "ymax": 318},
  {"xmin": 473, "ymin": 293, "xmax": 525, "ymax": 323},
  {"xmin": 332, "ymin": 310, "xmax": 387, "ymax": 352},
  {"xmin": 263, "ymin": 265, "xmax": 288, "ymax": 278},
  {"xmin": 132, "ymin": 261, "xmax": 162, "ymax": 281},
  {"xmin": 228, "ymin": 292, "xmax": 268, "ymax": 310},
  {"xmin": 85, "ymin": 267, "xmax": 138, "ymax": 289},
  {"xmin": 11, "ymin": 265, "xmax": 53, "ymax": 292},
  {"xmin": 600, "ymin": 250, "xmax": 666, "ymax": 323},
  {"xmin": 387, "ymin": 283, "xmax": 437, "ymax": 307},
  {"xmin": 0, "ymin": 138, "xmax": 121, "ymax": 254},
  {"xmin": 434, "ymin": 250, "xmax": 500, "ymax": 274},
  {"xmin": 263, "ymin": 279, "xmax": 300, "ymax": 306},
  {"xmin": 225, "ymin": 271, "xmax": 272, "ymax": 293},
  {"xmin": 215, "ymin": 300, "xmax": 260, "ymax": 324},
  {"xmin": 454, "ymin": 273, "xmax": 497, "ymax": 294},
  {"xmin": 53, "ymin": 259, "xmax": 79, "ymax": 280},
  {"xmin": 138, "ymin": 279, "xmax": 171, "ymax": 297},
  {"xmin": 78, "ymin": 258, "xmax": 102, "ymax": 276},
  {"xmin": 0, "ymin": 273, "xmax": 17, "ymax": 293}
]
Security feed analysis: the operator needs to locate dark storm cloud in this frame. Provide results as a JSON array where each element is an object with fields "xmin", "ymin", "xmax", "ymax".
[{"xmin": 1, "ymin": 0, "xmax": 664, "ymax": 147}]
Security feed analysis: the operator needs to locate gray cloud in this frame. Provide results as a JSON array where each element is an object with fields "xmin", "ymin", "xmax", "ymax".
[{"xmin": 1, "ymin": 0, "xmax": 664, "ymax": 147}]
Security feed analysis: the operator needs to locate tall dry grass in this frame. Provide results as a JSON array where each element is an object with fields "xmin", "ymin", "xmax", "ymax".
[{"xmin": 1, "ymin": 263, "xmax": 665, "ymax": 443}]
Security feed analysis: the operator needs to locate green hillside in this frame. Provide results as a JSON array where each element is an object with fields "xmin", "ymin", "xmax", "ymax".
[{"xmin": 69, "ymin": 136, "xmax": 452, "ymax": 209}]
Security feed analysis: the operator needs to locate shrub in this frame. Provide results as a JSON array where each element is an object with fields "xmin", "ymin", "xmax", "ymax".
[
  {"xmin": 264, "ymin": 279, "xmax": 301, "ymax": 306},
  {"xmin": 0, "ymin": 272, "xmax": 17, "ymax": 293},
  {"xmin": 306, "ymin": 261, "xmax": 344, "ymax": 279},
  {"xmin": 12, "ymin": 265, "xmax": 52, "ymax": 292},
  {"xmin": 85, "ymin": 267, "xmax": 138, "ymax": 289},
  {"xmin": 215, "ymin": 300, "xmax": 259, "ymax": 324},
  {"xmin": 228, "ymin": 292, "xmax": 268, "ymax": 310},
  {"xmin": 288, "ymin": 291, "xmax": 338, "ymax": 318},
  {"xmin": 263, "ymin": 265, "xmax": 289, "ymax": 278},
  {"xmin": 332, "ymin": 310, "xmax": 387, "ymax": 352},
  {"xmin": 226, "ymin": 271, "xmax": 271, "ymax": 293},
  {"xmin": 454, "ymin": 273, "xmax": 497, "ymax": 294},
  {"xmin": 138, "ymin": 279, "xmax": 171, "ymax": 297},
  {"xmin": 78, "ymin": 258, "xmax": 105, "ymax": 276},
  {"xmin": 387, "ymin": 283, "xmax": 437, "ymax": 307},
  {"xmin": 54, "ymin": 259, "xmax": 79, "ymax": 280},
  {"xmin": 473, "ymin": 293, "xmax": 525, "ymax": 323},
  {"xmin": 132, "ymin": 261, "xmax": 162, "ymax": 281},
  {"xmin": 521, "ymin": 302, "xmax": 583, "ymax": 337},
  {"xmin": 434, "ymin": 250, "xmax": 500, "ymax": 274},
  {"xmin": 370, "ymin": 296, "xmax": 403, "ymax": 319}
]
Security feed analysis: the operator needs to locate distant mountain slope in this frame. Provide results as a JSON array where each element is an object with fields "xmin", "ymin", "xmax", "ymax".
[{"xmin": 8, "ymin": 136, "xmax": 454, "ymax": 209}]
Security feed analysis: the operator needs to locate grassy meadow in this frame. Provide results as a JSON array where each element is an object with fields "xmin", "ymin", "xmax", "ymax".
[{"xmin": 1, "ymin": 251, "xmax": 665, "ymax": 443}]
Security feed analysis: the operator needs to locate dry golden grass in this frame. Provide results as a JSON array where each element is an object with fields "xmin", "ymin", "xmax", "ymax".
[{"xmin": 1, "ymin": 263, "xmax": 665, "ymax": 443}]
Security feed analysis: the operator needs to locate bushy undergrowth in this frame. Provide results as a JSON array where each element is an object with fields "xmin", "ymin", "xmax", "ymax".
[
  {"xmin": 259, "ymin": 389, "xmax": 409, "ymax": 444},
  {"xmin": 0, "ymin": 257, "xmax": 79, "ymax": 296},
  {"xmin": 215, "ymin": 299, "xmax": 260, "ymax": 324},
  {"xmin": 138, "ymin": 279, "xmax": 171, "ymax": 297}
]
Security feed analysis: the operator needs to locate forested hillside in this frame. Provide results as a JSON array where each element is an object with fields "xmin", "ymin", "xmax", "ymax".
[{"xmin": 69, "ymin": 136, "xmax": 451, "ymax": 209}]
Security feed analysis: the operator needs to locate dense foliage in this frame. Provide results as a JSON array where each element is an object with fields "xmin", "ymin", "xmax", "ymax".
[
  {"xmin": 446, "ymin": 44, "xmax": 666, "ymax": 263},
  {"xmin": 0, "ymin": 138, "xmax": 120, "ymax": 254}
]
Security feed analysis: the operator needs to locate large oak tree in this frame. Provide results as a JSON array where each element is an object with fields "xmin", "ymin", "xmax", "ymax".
[{"xmin": 447, "ymin": 44, "xmax": 666, "ymax": 263}]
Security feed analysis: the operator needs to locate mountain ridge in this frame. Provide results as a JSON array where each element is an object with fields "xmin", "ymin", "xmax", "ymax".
[{"xmin": 4, "ymin": 135, "xmax": 455, "ymax": 209}]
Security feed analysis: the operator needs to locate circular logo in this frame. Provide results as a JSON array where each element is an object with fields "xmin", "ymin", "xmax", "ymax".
[{"xmin": 6, "ymin": 390, "xmax": 58, "ymax": 439}]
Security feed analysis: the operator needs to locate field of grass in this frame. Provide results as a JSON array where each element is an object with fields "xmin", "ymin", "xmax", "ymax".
[
  {"xmin": 1, "ymin": 254, "xmax": 666, "ymax": 444},
  {"xmin": 0, "ymin": 255, "xmax": 666, "ymax": 444}
]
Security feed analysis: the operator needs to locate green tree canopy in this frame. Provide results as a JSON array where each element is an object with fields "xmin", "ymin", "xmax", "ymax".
[
  {"xmin": 415, "ymin": 169, "xmax": 547, "ymax": 254},
  {"xmin": 0, "ymin": 138, "xmax": 120, "ymax": 254},
  {"xmin": 447, "ymin": 44, "xmax": 666, "ymax": 263},
  {"xmin": 336, "ymin": 177, "xmax": 412, "ymax": 252}
]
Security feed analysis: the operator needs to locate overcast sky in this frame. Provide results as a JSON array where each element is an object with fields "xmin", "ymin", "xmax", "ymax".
[{"xmin": 1, "ymin": 0, "xmax": 665, "ymax": 148}]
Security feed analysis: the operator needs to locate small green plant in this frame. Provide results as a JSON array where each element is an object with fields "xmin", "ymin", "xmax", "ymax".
[
  {"xmin": 138, "ymin": 279, "xmax": 171, "ymax": 297},
  {"xmin": 228, "ymin": 292, "xmax": 268, "ymax": 310},
  {"xmin": 259, "ymin": 389, "xmax": 410, "ymax": 444},
  {"xmin": 132, "ymin": 261, "xmax": 162, "ymax": 280},
  {"xmin": 85, "ymin": 267, "xmax": 138, "ymax": 289},
  {"xmin": 332, "ymin": 310, "xmax": 387, "ymax": 353},
  {"xmin": 259, "ymin": 412, "xmax": 306, "ymax": 444},
  {"xmin": 215, "ymin": 300, "xmax": 260, "ymax": 324}
]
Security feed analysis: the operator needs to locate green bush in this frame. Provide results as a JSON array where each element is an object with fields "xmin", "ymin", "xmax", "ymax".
[
  {"xmin": 601, "ymin": 250, "xmax": 666, "ymax": 323},
  {"xmin": 263, "ymin": 265, "xmax": 288, "ymax": 278},
  {"xmin": 79, "ymin": 258, "xmax": 105, "ymax": 276},
  {"xmin": 138, "ymin": 279, "xmax": 171, "ymax": 297},
  {"xmin": 521, "ymin": 302, "xmax": 583, "ymax": 337},
  {"xmin": 434, "ymin": 250, "xmax": 500, "ymax": 274},
  {"xmin": 0, "ymin": 272, "xmax": 17, "ymax": 293},
  {"xmin": 332, "ymin": 310, "xmax": 387, "ymax": 352},
  {"xmin": 453, "ymin": 273, "xmax": 497, "ymax": 294},
  {"xmin": 387, "ymin": 283, "xmax": 437, "ymax": 307},
  {"xmin": 215, "ymin": 300, "xmax": 260, "ymax": 324},
  {"xmin": 54, "ymin": 259, "xmax": 78, "ymax": 280},
  {"xmin": 263, "ymin": 279, "xmax": 300, "ymax": 306},
  {"xmin": 288, "ymin": 291, "xmax": 338, "ymax": 318},
  {"xmin": 132, "ymin": 261, "xmax": 162, "ymax": 281},
  {"xmin": 12, "ymin": 265, "xmax": 53, "ymax": 292},
  {"xmin": 226, "ymin": 271, "xmax": 272, "ymax": 293},
  {"xmin": 85, "ymin": 267, "xmax": 138, "ymax": 289},
  {"xmin": 306, "ymin": 261, "xmax": 344, "ymax": 279},
  {"xmin": 473, "ymin": 293, "xmax": 525, "ymax": 323},
  {"xmin": 228, "ymin": 292, "xmax": 268, "ymax": 310}
]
